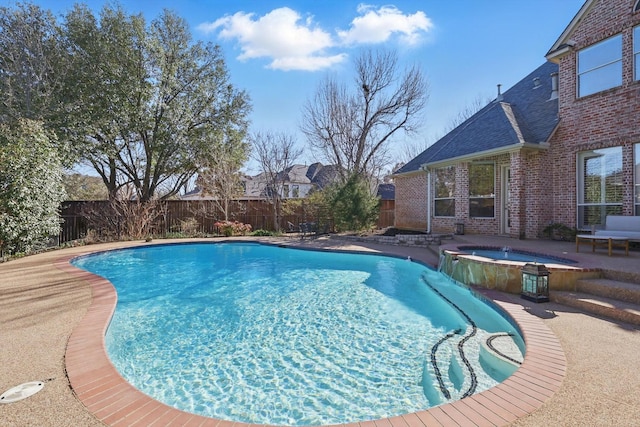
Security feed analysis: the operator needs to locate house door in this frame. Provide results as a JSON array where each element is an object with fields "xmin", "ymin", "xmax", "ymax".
[{"xmin": 501, "ymin": 166, "xmax": 511, "ymax": 234}]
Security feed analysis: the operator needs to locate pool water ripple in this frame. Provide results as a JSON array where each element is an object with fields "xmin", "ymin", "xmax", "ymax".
[{"xmin": 72, "ymin": 242, "xmax": 523, "ymax": 426}]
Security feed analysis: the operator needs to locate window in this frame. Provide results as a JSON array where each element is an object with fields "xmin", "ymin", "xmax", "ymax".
[
  {"xmin": 577, "ymin": 35, "xmax": 622, "ymax": 97},
  {"xmin": 577, "ymin": 147, "xmax": 623, "ymax": 229},
  {"xmin": 434, "ymin": 166, "xmax": 455, "ymax": 217},
  {"xmin": 469, "ymin": 163, "xmax": 495, "ymax": 218},
  {"xmin": 292, "ymin": 185, "xmax": 300, "ymax": 198},
  {"xmin": 635, "ymin": 26, "xmax": 640, "ymax": 81},
  {"xmin": 633, "ymin": 144, "xmax": 640, "ymax": 215}
]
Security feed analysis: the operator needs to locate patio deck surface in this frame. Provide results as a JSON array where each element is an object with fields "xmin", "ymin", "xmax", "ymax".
[{"xmin": 1, "ymin": 235, "xmax": 639, "ymax": 426}]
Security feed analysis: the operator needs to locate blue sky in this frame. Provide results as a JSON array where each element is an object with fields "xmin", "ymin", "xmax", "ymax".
[{"xmin": 23, "ymin": 0, "xmax": 584, "ymax": 172}]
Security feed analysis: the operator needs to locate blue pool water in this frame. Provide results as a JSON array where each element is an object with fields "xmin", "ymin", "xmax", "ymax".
[
  {"xmin": 466, "ymin": 248, "xmax": 577, "ymax": 265},
  {"xmin": 72, "ymin": 242, "xmax": 523, "ymax": 426}
]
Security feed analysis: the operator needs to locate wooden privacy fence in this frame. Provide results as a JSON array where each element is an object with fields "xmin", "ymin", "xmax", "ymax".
[{"xmin": 59, "ymin": 199, "xmax": 395, "ymax": 244}]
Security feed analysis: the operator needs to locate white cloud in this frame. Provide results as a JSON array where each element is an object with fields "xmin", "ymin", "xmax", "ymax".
[
  {"xmin": 270, "ymin": 53, "xmax": 348, "ymax": 72},
  {"xmin": 338, "ymin": 4, "xmax": 433, "ymax": 46},
  {"xmin": 197, "ymin": 5, "xmax": 433, "ymax": 71},
  {"xmin": 198, "ymin": 8, "xmax": 341, "ymax": 71}
]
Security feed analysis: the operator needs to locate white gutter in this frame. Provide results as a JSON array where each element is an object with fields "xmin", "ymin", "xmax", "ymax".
[
  {"xmin": 426, "ymin": 167, "xmax": 432, "ymax": 233},
  {"xmin": 417, "ymin": 142, "xmax": 550, "ymax": 170}
]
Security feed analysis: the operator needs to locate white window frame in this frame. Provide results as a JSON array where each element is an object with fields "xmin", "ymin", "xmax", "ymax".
[
  {"xmin": 577, "ymin": 34, "xmax": 622, "ymax": 97},
  {"xmin": 634, "ymin": 26, "xmax": 640, "ymax": 81},
  {"xmin": 576, "ymin": 147, "xmax": 624, "ymax": 229}
]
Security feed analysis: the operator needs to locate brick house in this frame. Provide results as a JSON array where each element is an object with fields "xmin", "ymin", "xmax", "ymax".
[{"xmin": 393, "ymin": 0, "xmax": 640, "ymax": 238}]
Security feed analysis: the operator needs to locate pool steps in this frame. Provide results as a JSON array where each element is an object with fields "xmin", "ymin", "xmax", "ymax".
[
  {"xmin": 424, "ymin": 330, "xmax": 524, "ymax": 407},
  {"xmin": 551, "ymin": 275, "xmax": 640, "ymax": 326}
]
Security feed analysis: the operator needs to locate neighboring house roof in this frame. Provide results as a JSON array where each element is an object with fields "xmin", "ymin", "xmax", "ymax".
[
  {"xmin": 306, "ymin": 163, "xmax": 341, "ymax": 189},
  {"xmin": 396, "ymin": 61, "xmax": 559, "ymax": 174},
  {"xmin": 182, "ymin": 163, "xmax": 341, "ymax": 200},
  {"xmin": 377, "ymin": 183, "xmax": 395, "ymax": 200},
  {"xmin": 278, "ymin": 164, "xmax": 313, "ymax": 184},
  {"xmin": 275, "ymin": 162, "xmax": 340, "ymax": 189}
]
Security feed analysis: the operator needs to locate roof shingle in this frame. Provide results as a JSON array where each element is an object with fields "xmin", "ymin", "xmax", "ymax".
[{"xmin": 397, "ymin": 61, "xmax": 559, "ymax": 174}]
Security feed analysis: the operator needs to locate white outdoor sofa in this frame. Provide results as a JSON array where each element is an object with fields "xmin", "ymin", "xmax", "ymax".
[{"xmin": 576, "ymin": 215, "xmax": 640, "ymax": 256}]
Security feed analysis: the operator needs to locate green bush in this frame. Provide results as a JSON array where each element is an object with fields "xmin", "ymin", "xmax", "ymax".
[
  {"xmin": 0, "ymin": 119, "xmax": 66, "ymax": 253},
  {"xmin": 542, "ymin": 223, "xmax": 577, "ymax": 241},
  {"xmin": 327, "ymin": 174, "xmax": 379, "ymax": 232},
  {"xmin": 251, "ymin": 229, "xmax": 274, "ymax": 236}
]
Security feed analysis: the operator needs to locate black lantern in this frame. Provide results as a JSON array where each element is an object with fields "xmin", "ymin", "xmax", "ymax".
[{"xmin": 521, "ymin": 263, "xmax": 550, "ymax": 302}]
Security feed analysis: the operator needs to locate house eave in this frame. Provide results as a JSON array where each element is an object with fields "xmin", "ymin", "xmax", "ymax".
[
  {"xmin": 420, "ymin": 142, "xmax": 550, "ymax": 170},
  {"xmin": 392, "ymin": 168, "xmax": 427, "ymax": 179},
  {"xmin": 546, "ymin": 44, "xmax": 574, "ymax": 63}
]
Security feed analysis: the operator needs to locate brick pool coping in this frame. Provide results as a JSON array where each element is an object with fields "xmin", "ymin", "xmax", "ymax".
[{"xmin": 57, "ymin": 247, "xmax": 566, "ymax": 427}]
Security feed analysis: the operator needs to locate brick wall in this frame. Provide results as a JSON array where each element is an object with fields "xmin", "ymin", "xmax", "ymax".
[
  {"xmin": 524, "ymin": 149, "xmax": 554, "ymax": 238},
  {"xmin": 394, "ymin": 173, "xmax": 428, "ymax": 230},
  {"xmin": 397, "ymin": 150, "xmax": 553, "ymax": 238},
  {"xmin": 550, "ymin": 0, "xmax": 640, "ymax": 227}
]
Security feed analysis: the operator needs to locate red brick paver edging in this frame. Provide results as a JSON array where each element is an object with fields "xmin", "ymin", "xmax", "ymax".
[{"xmin": 58, "ymin": 249, "xmax": 566, "ymax": 427}]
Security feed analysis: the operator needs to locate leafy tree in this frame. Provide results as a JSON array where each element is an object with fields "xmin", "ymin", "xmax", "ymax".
[
  {"xmin": 62, "ymin": 173, "xmax": 109, "ymax": 200},
  {"xmin": 0, "ymin": 2, "xmax": 74, "ymax": 165},
  {"xmin": 62, "ymin": 5, "xmax": 251, "ymax": 201},
  {"xmin": 252, "ymin": 131, "xmax": 302, "ymax": 232},
  {"xmin": 0, "ymin": 119, "xmax": 66, "ymax": 253}
]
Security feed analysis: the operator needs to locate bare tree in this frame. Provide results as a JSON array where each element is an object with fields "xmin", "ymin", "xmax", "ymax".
[
  {"xmin": 197, "ymin": 152, "xmax": 246, "ymax": 221},
  {"xmin": 252, "ymin": 131, "xmax": 302, "ymax": 232},
  {"xmin": 301, "ymin": 49, "xmax": 428, "ymax": 182}
]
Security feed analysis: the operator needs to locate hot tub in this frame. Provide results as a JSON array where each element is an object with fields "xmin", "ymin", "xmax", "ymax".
[{"xmin": 439, "ymin": 245, "xmax": 599, "ymax": 293}]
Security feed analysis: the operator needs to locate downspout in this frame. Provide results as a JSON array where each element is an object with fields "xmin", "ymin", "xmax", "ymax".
[{"xmin": 424, "ymin": 165, "xmax": 432, "ymax": 233}]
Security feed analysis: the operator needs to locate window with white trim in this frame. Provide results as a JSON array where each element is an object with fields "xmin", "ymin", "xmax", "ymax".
[
  {"xmin": 469, "ymin": 163, "xmax": 495, "ymax": 218},
  {"xmin": 434, "ymin": 166, "xmax": 455, "ymax": 217},
  {"xmin": 634, "ymin": 26, "xmax": 640, "ymax": 81},
  {"xmin": 577, "ymin": 147, "xmax": 623, "ymax": 229},
  {"xmin": 577, "ymin": 34, "xmax": 622, "ymax": 97}
]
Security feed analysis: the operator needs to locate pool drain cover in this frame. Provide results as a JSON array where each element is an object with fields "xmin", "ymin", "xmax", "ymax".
[{"xmin": 0, "ymin": 381, "xmax": 44, "ymax": 404}]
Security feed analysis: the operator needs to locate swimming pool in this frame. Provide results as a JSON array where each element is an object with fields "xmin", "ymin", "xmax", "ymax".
[{"xmin": 72, "ymin": 242, "xmax": 523, "ymax": 426}]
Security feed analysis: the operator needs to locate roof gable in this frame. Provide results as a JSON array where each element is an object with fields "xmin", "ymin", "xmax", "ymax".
[
  {"xmin": 397, "ymin": 61, "xmax": 559, "ymax": 174},
  {"xmin": 546, "ymin": 0, "xmax": 594, "ymax": 60}
]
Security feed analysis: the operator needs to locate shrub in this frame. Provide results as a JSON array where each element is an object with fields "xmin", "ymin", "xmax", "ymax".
[
  {"xmin": 179, "ymin": 217, "xmax": 200, "ymax": 236},
  {"xmin": 81, "ymin": 197, "xmax": 164, "ymax": 241},
  {"xmin": 542, "ymin": 222, "xmax": 577, "ymax": 241},
  {"xmin": 326, "ymin": 174, "xmax": 379, "ymax": 232},
  {"xmin": 251, "ymin": 229, "xmax": 274, "ymax": 236},
  {"xmin": 0, "ymin": 119, "xmax": 66, "ymax": 254},
  {"xmin": 214, "ymin": 220, "xmax": 252, "ymax": 236}
]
